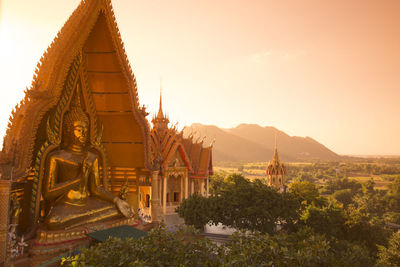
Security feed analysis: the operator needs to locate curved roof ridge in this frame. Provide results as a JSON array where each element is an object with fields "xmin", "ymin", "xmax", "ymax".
[{"xmin": 2, "ymin": 0, "xmax": 148, "ymax": 176}]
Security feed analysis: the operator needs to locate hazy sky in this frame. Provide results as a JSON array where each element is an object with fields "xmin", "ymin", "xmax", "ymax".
[{"xmin": 1, "ymin": 0, "xmax": 400, "ymax": 155}]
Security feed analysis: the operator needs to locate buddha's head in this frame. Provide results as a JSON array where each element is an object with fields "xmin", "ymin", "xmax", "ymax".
[{"xmin": 63, "ymin": 88, "xmax": 90, "ymax": 147}]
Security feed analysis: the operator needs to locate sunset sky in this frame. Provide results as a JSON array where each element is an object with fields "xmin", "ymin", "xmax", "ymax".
[{"xmin": 1, "ymin": 0, "xmax": 399, "ymax": 155}]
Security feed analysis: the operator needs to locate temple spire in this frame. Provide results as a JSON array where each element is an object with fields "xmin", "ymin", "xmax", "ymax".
[
  {"xmin": 152, "ymin": 80, "xmax": 169, "ymax": 129},
  {"xmin": 157, "ymin": 87, "xmax": 164, "ymax": 119},
  {"xmin": 272, "ymin": 132, "xmax": 279, "ymax": 163},
  {"xmin": 159, "ymin": 89, "xmax": 163, "ymax": 115},
  {"xmin": 159, "ymin": 77, "xmax": 163, "ymax": 114},
  {"xmin": 266, "ymin": 131, "xmax": 286, "ymax": 190}
]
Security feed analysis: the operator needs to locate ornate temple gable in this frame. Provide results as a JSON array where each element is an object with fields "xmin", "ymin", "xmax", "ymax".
[
  {"xmin": 164, "ymin": 142, "xmax": 191, "ymax": 171},
  {"xmin": 167, "ymin": 150, "xmax": 186, "ymax": 168},
  {"xmin": 2, "ymin": 0, "xmax": 150, "ymax": 178},
  {"xmin": 149, "ymin": 124, "xmax": 191, "ymax": 172}
]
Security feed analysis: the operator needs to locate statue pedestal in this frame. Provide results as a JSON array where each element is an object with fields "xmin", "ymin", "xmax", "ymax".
[{"xmin": 29, "ymin": 217, "xmax": 138, "ymax": 266}]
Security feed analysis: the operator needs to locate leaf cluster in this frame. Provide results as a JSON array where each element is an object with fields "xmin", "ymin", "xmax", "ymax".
[
  {"xmin": 178, "ymin": 174, "xmax": 301, "ymax": 234},
  {"xmin": 74, "ymin": 227, "xmax": 219, "ymax": 267},
  {"xmin": 69, "ymin": 226, "xmax": 374, "ymax": 267}
]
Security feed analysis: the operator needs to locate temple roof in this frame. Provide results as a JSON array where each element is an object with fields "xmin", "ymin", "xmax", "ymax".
[
  {"xmin": 149, "ymin": 97, "xmax": 212, "ymax": 178},
  {"xmin": 1, "ymin": 0, "xmax": 150, "ymax": 177},
  {"xmin": 87, "ymin": 225, "xmax": 148, "ymax": 242}
]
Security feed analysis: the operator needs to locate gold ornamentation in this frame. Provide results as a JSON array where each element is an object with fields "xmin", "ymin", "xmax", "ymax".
[
  {"xmin": 1, "ymin": 0, "xmax": 151, "ymax": 182},
  {"xmin": 46, "ymin": 118, "xmax": 61, "ymax": 146},
  {"xmin": 39, "ymin": 86, "xmax": 134, "ymax": 230}
]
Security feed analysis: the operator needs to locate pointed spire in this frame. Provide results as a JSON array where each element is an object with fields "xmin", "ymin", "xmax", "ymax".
[
  {"xmin": 272, "ymin": 131, "xmax": 279, "ymax": 163},
  {"xmin": 157, "ymin": 85, "xmax": 164, "ymax": 119},
  {"xmin": 159, "ymin": 88, "xmax": 163, "ymax": 114},
  {"xmin": 152, "ymin": 78, "xmax": 169, "ymax": 129}
]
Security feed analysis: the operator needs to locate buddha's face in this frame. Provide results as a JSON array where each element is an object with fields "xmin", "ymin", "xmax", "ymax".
[{"xmin": 72, "ymin": 121, "xmax": 88, "ymax": 144}]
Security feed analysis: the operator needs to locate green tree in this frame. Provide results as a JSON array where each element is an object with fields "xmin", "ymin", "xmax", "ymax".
[
  {"xmin": 383, "ymin": 211, "xmax": 400, "ymax": 224},
  {"xmin": 300, "ymin": 204, "xmax": 347, "ymax": 240},
  {"xmin": 70, "ymin": 225, "xmax": 375, "ymax": 267},
  {"xmin": 210, "ymin": 174, "xmax": 300, "ymax": 233},
  {"xmin": 208, "ymin": 172, "xmax": 226, "ymax": 195},
  {"xmin": 175, "ymin": 194, "xmax": 211, "ymax": 229},
  {"xmin": 329, "ymin": 239, "xmax": 374, "ymax": 267},
  {"xmin": 220, "ymin": 227, "xmax": 331, "ymax": 266},
  {"xmin": 345, "ymin": 207, "xmax": 389, "ymax": 255},
  {"xmin": 295, "ymin": 171, "xmax": 315, "ymax": 182},
  {"xmin": 289, "ymin": 180, "xmax": 327, "ymax": 207},
  {"xmin": 73, "ymin": 227, "xmax": 220, "ymax": 266},
  {"xmin": 377, "ymin": 231, "xmax": 400, "ymax": 266},
  {"xmin": 332, "ymin": 189, "xmax": 354, "ymax": 207}
]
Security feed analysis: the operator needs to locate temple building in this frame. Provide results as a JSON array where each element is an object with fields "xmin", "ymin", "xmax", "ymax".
[
  {"xmin": 266, "ymin": 141, "xmax": 286, "ymax": 190},
  {"xmin": 147, "ymin": 93, "xmax": 213, "ymax": 221},
  {"xmin": 0, "ymin": 0, "xmax": 212, "ymax": 265}
]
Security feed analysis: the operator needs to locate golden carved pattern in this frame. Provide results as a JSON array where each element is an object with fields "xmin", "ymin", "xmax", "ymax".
[
  {"xmin": 30, "ymin": 51, "xmax": 111, "ymax": 230},
  {"xmin": 1, "ymin": 0, "xmax": 150, "ymax": 179},
  {"xmin": 0, "ymin": 180, "xmax": 11, "ymax": 263},
  {"xmin": 149, "ymin": 126, "xmax": 191, "ymax": 172}
]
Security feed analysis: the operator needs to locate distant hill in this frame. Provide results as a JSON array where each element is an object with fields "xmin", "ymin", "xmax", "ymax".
[{"xmin": 183, "ymin": 123, "xmax": 341, "ymax": 162}]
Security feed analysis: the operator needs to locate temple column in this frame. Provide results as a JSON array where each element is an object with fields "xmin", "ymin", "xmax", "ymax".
[
  {"xmin": 191, "ymin": 180, "xmax": 195, "ymax": 195},
  {"xmin": 180, "ymin": 175, "xmax": 184, "ymax": 202},
  {"xmin": 185, "ymin": 175, "xmax": 189, "ymax": 199},
  {"xmin": 163, "ymin": 175, "xmax": 167, "ymax": 215},
  {"xmin": 0, "ymin": 180, "xmax": 11, "ymax": 265},
  {"xmin": 206, "ymin": 175, "xmax": 209, "ymax": 197},
  {"xmin": 200, "ymin": 179, "xmax": 205, "ymax": 196},
  {"xmin": 151, "ymin": 171, "xmax": 161, "ymax": 222}
]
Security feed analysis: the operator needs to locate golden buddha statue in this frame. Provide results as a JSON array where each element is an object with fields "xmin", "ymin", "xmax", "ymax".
[{"xmin": 42, "ymin": 92, "xmax": 133, "ymax": 230}]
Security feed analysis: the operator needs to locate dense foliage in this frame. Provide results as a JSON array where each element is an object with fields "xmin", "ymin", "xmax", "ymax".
[
  {"xmin": 69, "ymin": 227, "xmax": 219, "ymax": 266},
  {"xmin": 175, "ymin": 194, "xmax": 211, "ymax": 229},
  {"xmin": 69, "ymin": 226, "xmax": 375, "ymax": 267},
  {"xmin": 377, "ymin": 231, "xmax": 400, "ymax": 266},
  {"xmin": 69, "ymin": 168, "xmax": 400, "ymax": 266},
  {"xmin": 178, "ymin": 174, "xmax": 300, "ymax": 233},
  {"xmin": 178, "ymin": 173, "xmax": 400, "ymax": 265}
]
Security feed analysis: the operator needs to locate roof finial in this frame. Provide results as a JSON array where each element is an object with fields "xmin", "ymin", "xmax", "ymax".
[
  {"xmin": 272, "ymin": 131, "xmax": 279, "ymax": 162},
  {"xmin": 157, "ymin": 77, "xmax": 165, "ymax": 119},
  {"xmin": 159, "ymin": 77, "xmax": 163, "ymax": 114}
]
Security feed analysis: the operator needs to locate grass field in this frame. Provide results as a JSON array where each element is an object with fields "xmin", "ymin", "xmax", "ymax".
[{"xmin": 214, "ymin": 161, "xmax": 397, "ymax": 191}]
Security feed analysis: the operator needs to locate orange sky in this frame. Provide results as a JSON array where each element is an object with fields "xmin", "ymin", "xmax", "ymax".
[{"xmin": 1, "ymin": 0, "xmax": 400, "ymax": 155}]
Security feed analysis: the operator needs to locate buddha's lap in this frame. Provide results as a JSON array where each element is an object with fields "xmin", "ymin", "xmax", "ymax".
[{"xmin": 45, "ymin": 197, "xmax": 121, "ymax": 229}]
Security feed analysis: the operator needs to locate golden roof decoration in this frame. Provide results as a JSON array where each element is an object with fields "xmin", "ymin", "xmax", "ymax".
[
  {"xmin": 1, "ymin": 0, "xmax": 150, "ymax": 178},
  {"xmin": 149, "ymin": 98, "xmax": 213, "ymax": 177}
]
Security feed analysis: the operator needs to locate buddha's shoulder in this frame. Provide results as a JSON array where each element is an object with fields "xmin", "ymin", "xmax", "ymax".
[
  {"xmin": 86, "ymin": 151, "xmax": 100, "ymax": 162},
  {"xmin": 47, "ymin": 149, "xmax": 70, "ymax": 159},
  {"xmin": 47, "ymin": 148, "xmax": 100, "ymax": 162}
]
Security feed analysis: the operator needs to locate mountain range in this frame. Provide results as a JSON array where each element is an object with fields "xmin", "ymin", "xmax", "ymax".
[{"xmin": 182, "ymin": 123, "xmax": 341, "ymax": 162}]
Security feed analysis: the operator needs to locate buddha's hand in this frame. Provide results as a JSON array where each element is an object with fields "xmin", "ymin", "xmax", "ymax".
[{"xmin": 114, "ymin": 197, "xmax": 134, "ymax": 218}]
